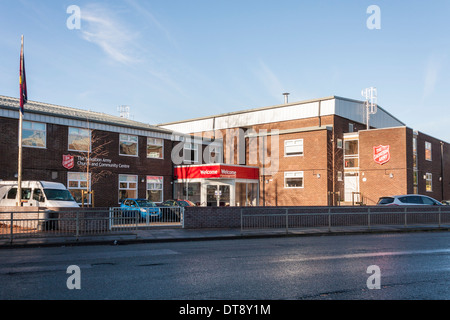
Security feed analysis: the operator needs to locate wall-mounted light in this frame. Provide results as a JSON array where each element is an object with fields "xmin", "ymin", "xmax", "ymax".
[{"xmin": 389, "ymin": 173, "xmax": 394, "ymax": 178}]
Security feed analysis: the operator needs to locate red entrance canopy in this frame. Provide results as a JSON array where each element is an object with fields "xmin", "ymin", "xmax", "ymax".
[{"xmin": 174, "ymin": 164, "xmax": 259, "ymax": 180}]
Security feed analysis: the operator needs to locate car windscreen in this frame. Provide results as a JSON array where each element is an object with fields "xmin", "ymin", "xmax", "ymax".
[
  {"xmin": 44, "ymin": 189, "xmax": 76, "ymax": 201},
  {"xmin": 377, "ymin": 197, "xmax": 394, "ymax": 204},
  {"xmin": 135, "ymin": 200, "xmax": 156, "ymax": 207}
]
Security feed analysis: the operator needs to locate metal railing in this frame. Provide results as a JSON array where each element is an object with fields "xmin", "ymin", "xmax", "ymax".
[
  {"xmin": 240, "ymin": 206, "xmax": 450, "ymax": 234},
  {"xmin": 0, "ymin": 206, "xmax": 184, "ymax": 243}
]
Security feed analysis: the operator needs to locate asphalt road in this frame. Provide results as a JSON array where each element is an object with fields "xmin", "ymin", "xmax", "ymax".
[{"xmin": 1, "ymin": 231, "xmax": 449, "ymax": 301}]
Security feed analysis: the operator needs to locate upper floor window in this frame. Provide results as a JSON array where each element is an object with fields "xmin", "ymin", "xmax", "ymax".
[
  {"xmin": 344, "ymin": 139, "xmax": 359, "ymax": 168},
  {"xmin": 22, "ymin": 121, "xmax": 46, "ymax": 148},
  {"xmin": 184, "ymin": 142, "xmax": 198, "ymax": 163},
  {"xmin": 120, "ymin": 134, "xmax": 138, "ymax": 156},
  {"xmin": 147, "ymin": 138, "xmax": 164, "ymax": 159},
  {"xmin": 284, "ymin": 139, "xmax": 304, "ymax": 157},
  {"xmin": 425, "ymin": 141, "xmax": 432, "ymax": 161},
  {"xmin": 68, "ymin": 127, "xmax": 91, "ymax": 152}
]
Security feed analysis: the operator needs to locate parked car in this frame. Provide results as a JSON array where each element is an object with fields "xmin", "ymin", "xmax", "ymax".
[
  {"xmin": 159, "ymin": 199, "xmax": 195, "ymax": 222},
  {"xmin": 120, "ymin": 198, "xmax": 160, "ymax": 219},
  {"xmin": 161, "ymin": 199, "xmax": 196, "ymax": 207},
  {"xmin": 377, "ymin": 195, "xmax": 443, "ymax": 206},
  {"xmin": 442, "ymin": 200, "xmax": 450, "ymax": 205}
]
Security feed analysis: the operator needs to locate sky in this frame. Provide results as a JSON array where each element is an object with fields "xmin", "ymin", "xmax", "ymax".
[{"xmin": 1, "ymin": 1, "xmax": 450, "ymax": 142}]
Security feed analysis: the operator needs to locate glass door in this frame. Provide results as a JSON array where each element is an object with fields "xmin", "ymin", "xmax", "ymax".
[{"xmin": 205, "ymin": 183, "xmax": 231, "ymax": 206}]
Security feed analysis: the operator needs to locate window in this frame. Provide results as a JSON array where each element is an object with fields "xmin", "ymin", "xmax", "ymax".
[
  {"xmin": 284, "ymin": 139, "xmax": 304, "ymax": 157},
  {"xmin": 146, "ymin": 176, "xmax": 163, "ymax": 202},
  {"xmin": 147, "ymin": 138, "xmax": 164, "ymax": 159},
  {"xmin": 284, "ymin": 171, "xmax": 304, "ymax": 188},
  {"xmin": 337, "ymin": 139, "xmax": 343, "ymax": 149},
  {"xmin": 68, "ymin": 127, "xmax": 91, "ymax": 152},
  {"xmin": 120, "ymin": 134, "xmax": 138, "ymax": 156},
  {"xmin": 206, "ymin": 144, "xmax": 223, "ymax": 163},
  {"xmin": 184, "ymin": 142, "xmax": 198, "ymax": 163},
  {"xmin": 425, "ymin": 141, "xmax": 432, "ymax": 161},
  {"xmin": 119, "ymin": 175, "xmax": 138, "ymax": 202},
  {"xmin": 68, "ymin": 172, "xmax": 91, "ymax": 204},
  {"xmin": 425, "ymin": 173, "xmax": 432, "ymax": 192},
  {"xmin": 344, "ymin": 139, "xmax": 359, "ymax": 168},
  {"xmin": 337, "ymin": 171, "xmax": 343, "ymax": 181},
  {"xmin": 22, "ymin": 121, "xmax": 46, "ymax": 148}
]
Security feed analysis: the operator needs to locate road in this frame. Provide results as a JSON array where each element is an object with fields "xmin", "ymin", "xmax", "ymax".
[{"xmin": 0, "ymin": 231, "xmax": 449, "ymax": 301}]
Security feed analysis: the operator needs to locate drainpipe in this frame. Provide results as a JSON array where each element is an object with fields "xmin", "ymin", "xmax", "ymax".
[{"xmin": 441, "ymin": 141, "xmax": 444, "ymax": 201}]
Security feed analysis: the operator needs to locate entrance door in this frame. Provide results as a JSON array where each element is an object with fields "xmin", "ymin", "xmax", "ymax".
[
  {"xmin": 205, "ymin": 184, "xmax": 231, "ymax": 206},
  {"xmin": 344, "ymin": 172, "xmax": 359, "ymax": 202}
]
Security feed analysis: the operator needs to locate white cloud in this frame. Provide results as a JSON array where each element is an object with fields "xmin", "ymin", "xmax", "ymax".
[
  {"xmin": 256, "ymin": 60, "xmax": 286, "ymax": 102},
  {"xmin": 423, "ymin": 54, "xmax": 445, "ymax": 99},
  {"xmin": 80, "ymin": 4, "xmax": 141, "ymax": 65}
]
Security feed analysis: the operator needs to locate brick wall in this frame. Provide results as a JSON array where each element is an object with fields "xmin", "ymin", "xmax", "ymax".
[{"xmin": 0, "ymin": 117, "xmax": 174, "ymax": 207}]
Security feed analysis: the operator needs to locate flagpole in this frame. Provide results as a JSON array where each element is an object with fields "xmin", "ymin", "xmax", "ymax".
[{"xmin": 17, "ymin": 35, "xmax": 24, "ymax": 207}]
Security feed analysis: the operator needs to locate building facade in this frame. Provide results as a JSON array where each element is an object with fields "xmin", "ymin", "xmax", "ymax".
[
  {"xmin": 0, "ymin": 96, "xmax": 177, "ymax": 207},
  {"xmin": 1, "ymin": 94, "xmax": 449, "ymax": 207},
  {"xmin": 160, "ymin": 96, "xmax": 450, "ymax": 206}
]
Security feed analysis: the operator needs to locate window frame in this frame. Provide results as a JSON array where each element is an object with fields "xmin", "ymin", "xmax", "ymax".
[
  {"xmin": 146, "ymin": 176, "xmax": 164, "ymax": 203},
  {"xmin": 425, "ymin": 173, "xmax": 433, "ymax": 192},
  {"xmin": 284, "ymin": 139, "xmax": 304, "ymax": 157},
  {"xmin": 284, "ymin": 171, "xmax": 304, "ymax": 189},
  {"xmin": 22, "ymin": 120, "xmax": 46, "ymax": 149},
  {"xmin": 425, "ymin": 141, "xmax": 432, "ymax": 161},
  {"xmin": 146, "ymin": 138, "xmax": 164, "ymax": 159},
  {"xmin": 67, "ymin": 172, "xmax": 92, "ymax": 204},
  {"xmin": 68, "ymin": 127, "xmax": 91, "ymax": 152},
  {"xmin": 118, "ymin": 174, "xmax": 138, "ymax": 203},
  {"xmin": 119, "ymin": 134, "xmax": 139, "ymax": 157}
]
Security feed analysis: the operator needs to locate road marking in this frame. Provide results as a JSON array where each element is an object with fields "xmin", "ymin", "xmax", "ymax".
[{"xmin": 279, "ymin": 248, "xmax": 450, "ymax": 263}]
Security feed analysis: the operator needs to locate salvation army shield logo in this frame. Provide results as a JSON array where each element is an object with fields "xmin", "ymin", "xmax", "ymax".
[
  {"xmin": 62, "ymin": 155, "xmax": 74, "ymax": 170},
  {"xmin": 373, "ymin": 145, "xmax": 390, "ymax": 165}
]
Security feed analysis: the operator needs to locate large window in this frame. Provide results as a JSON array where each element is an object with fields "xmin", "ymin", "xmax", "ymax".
[
  {"xmin": 22, "ymin": 121, "xmax": 46, "ymax": 148},
  {"xmin": 68, "ymin": 127, "xmax": 91, "ymax": 152},
  {"xmin": 284, "ymin": 171, "xmax": 304, "ymax": 188},
  {"xmin": 344, "ymin": 139, "xmax": 359, "ymax": 168},
  {"xmin": 119, "ymin": 175, "xmax": 137, "ymax": 202},
  {"xmin": 284, "ymin": 139, "xmax": 304, "ymax": 157},
  {"xmin": 425, "ymin": 141, "xmax": 432, "ymax": 161},
  {"xmin": 68, "ymin": 172, "xmax": 91, "ymax": 204},
  {"xmin": 120, "ymin": 134, "xmax": 138, "ymax": 156},
  {"xmin": 147, "ymin": 138, "xmax": 164, "ymax": 159},
  {"xmin": 146, "ymin": 176, "xmax": 163, "ymax": 202}
]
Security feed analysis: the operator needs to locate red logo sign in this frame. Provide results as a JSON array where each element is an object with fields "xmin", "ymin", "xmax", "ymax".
[
  {"xmin": 62, "ymin": 155, "xmax": 74, "ymax": 170},
  {"xmin": 373, "ymin": 145, "xmax": 390, "ymax": 165}
]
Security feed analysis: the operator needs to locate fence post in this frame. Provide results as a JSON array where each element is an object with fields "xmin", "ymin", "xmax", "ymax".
[
  {"xmin": 285, "ymin": 208, "xmax": 289, "ymax": 234},
  {"xmin": 438, "ymin": 206, "xmax": 441, "ymax": 228},
  {"xmin": 328, "ymin": 208, "xmax": 331, "ymax": 232},
  {"xmin": 240, "ymin": 208, "xmax": 243, "ymax": 235},
  {"xmin": 10, "ymin": 212, "xmax": 13, "ymax": 244},
  {"xmin": 76, "ymin": 211, "xmax": 80, "ymax": 239},
  {"xmin": 368, "ymin": 207, "xmax": 371, "ymax": 230},
  {"xmin": 404, "ymin": 207, "xmax": 407, "ymax": 228}
]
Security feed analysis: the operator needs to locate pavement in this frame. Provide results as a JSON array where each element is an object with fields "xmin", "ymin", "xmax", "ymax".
[{"xmin": 1, "ymin": 224, "xmax": 450, "ymax": 248}]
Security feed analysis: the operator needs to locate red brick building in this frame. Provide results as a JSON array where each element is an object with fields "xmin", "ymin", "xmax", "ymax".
[
  {"xmin": 0, "ymin": 96, "xmax": 177, "ymax": 207},
  {"xmin": 160, "ymin": 96, "xmax": 450, "ymax": 206}
]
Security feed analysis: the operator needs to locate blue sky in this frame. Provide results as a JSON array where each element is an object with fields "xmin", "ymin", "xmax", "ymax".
[{"xmin": 1, "ymin": 1, "xmax": 450, "ymax": 142}]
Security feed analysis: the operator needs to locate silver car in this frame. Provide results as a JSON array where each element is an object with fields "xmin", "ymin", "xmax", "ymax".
[{"xmin": 377, "ymin": 194, "xmax": 443, "ymax": 206}]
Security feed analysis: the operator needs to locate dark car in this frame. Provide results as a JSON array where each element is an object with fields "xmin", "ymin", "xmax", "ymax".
[
  {"xmin": 159, "ymin": 199, "xmax": 195, "ymax": 222},
  {"xmin": 161, "ymin": 199, "xmax": 196, "ymax": 207}
]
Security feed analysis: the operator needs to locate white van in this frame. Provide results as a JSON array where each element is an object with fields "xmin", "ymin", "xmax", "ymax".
[{"xmin": 0, "ymin": 181, "xmax": 80, "ymax": 208}]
